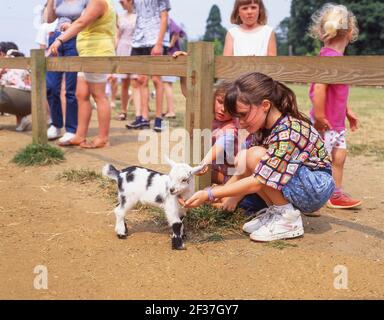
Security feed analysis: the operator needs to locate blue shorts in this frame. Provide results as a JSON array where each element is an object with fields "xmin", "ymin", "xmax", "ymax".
[{"xmin": 282, "ymin": 165, "xmax": 335, "ymax": 213}]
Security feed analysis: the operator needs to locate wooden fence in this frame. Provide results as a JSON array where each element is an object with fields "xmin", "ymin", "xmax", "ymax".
[{"xmin": 1, "ymin": 41, "xmax": 384, "ymax": 188}]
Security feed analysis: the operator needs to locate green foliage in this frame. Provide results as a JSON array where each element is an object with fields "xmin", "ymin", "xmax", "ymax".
[
  {"xmin": 148, "ymin": 204, "xmax": 248, "ymax": 243},
  {"xmin": 57, "ymin": 168, "xmax": 103, "ymax": 184},
  {"xmin": 264, "ymin": 240, "xmax": 298, "ymax": 250},
  {"xmin": 203, "ymin": 4, "xmax": 227, "ymax": 55},
  {"xmin": 278, "ymin": 0, "xmax": 384, "ymax": 55},
  {"xmin": 12, "ymin": 143, "xmax": 65, "ymax": 166}
]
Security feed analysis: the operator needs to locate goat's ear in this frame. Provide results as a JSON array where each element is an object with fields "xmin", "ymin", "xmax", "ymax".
[
  {"xmin": 190, "ymin": 164, "xmax": 205, "ymax": 175},
  {"xmin": 164, "ymin": 155, "xmax": 177, "ymax": 167}
]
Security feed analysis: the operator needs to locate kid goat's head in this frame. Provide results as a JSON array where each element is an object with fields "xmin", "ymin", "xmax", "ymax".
[{"xmin": 164, "ymin": 156, "xmax": 204, "ymax": 196}]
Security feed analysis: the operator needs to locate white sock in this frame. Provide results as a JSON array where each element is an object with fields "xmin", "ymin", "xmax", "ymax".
[{"xmin": 275, "ymin": 203, "xmax": 294, "ymax": 212}]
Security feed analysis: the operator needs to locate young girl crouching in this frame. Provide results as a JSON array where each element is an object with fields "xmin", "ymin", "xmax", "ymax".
[{"xmin": 185, "ymin": 72, "xmax": 335, "ymax": 242}]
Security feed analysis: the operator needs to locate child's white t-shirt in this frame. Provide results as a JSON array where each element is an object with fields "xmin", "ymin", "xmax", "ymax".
[{"xmin": 228, "ymin": 25, "xmax": 273, "ymax": 56}]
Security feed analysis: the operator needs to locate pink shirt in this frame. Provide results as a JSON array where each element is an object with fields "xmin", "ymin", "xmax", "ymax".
[{"xmin": 309, "ymin": 47, "xmax": 349, "ymax": 132}]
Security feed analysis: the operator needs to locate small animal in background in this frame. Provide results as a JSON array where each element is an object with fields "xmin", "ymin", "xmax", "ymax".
[{"xmin": 102, "ymin": 157, "xmax": 204, "ymax": 250}]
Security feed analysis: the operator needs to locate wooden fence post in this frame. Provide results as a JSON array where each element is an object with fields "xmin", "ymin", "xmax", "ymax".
[
  {"xmin": 30, "ymin": 49, "xmax": 47, "ymax": 144},
  {"xmin": 186, "ymin": 42, "xmax": 215, "ymax": 191}
]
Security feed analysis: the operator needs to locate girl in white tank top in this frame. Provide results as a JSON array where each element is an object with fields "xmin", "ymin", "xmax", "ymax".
[{"xmin": 223, "ymin": 0, "xmax": 276, "ymax": 56}]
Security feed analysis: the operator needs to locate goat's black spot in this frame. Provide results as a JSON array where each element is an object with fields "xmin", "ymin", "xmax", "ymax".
[
  {"xmin": 155, "ymin": 195, "xmax": 164, "ymax": 204},
  {"xmin": 120, "ymin": 195, "xmax": 126, "ymax": 208},
  {"xmin": 126, "ymin": 172, "xmax": 134, "ymax": 183},
  {"xmin": 117, "ymin": 176, "xmax": 124, "ymax": 192},
  {"xmin": 146, "ymin": 172, "xmax": 158, "ymax": 189}
]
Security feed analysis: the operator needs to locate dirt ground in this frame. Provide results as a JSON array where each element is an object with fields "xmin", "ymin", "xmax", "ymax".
[{"xmin": 1, "ymin": 112, "xmax": 384, "ymax": 300}]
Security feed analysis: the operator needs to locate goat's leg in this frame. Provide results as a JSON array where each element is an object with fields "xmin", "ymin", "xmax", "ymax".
[
  {"xmin": 180, "ymin": 212, "xmax": 187, "ymax": 240},
  {"xmin": 114, "ymin": 195, "xmax": 137, "ymax": 239},
  {"xmin": 165, "ymin": 199, "xmax": 185, "ymax": 250}
]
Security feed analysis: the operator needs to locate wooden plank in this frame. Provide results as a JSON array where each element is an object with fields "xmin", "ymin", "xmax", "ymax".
[
  {"xmin": 186, "ymin": 42, "xmax": 215, "ymax": 191},
  {"xmin": 46, "ymin": 56, "xmax": 187, "ymax": 76},
  {"xmin": 0, "ymin": 57, "xmax": 30, "ymax": 69},
  {"xmin": 215, "ymin": 56, "xmax": 384, "ymax": 86},
  {"xmin": 30, "ymin": 49, "xmax": 47, "ymax": 144}
]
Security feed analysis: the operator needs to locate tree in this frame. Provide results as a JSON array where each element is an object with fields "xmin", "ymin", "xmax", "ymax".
[
  {"xmin": 281, "ymin": 0, "xmax": 384, "ymax": 55},
  {"xmin": 203, "ymin": 5, "xmax": 227, "ymax": 55},
  {"xmin": 275, "ymin": 17, "xmax": 290, "ymax": 56}
]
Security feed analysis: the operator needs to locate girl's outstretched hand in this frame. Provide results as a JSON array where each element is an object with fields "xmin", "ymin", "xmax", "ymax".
[
  {"xmin": 184, "ymin": 190, "xmax": 209, "ymax": 208},
  {"xmin": 194, "ymin": 164, "xmax": 209, "ymax": 176}
]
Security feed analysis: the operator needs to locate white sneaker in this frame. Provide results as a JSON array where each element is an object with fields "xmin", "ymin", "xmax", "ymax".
[
  {"xmin": 47, "ymin": 125, "xmax": 62, "ymax": 140},
  {"xmin": 250, "ymin": 208, "xmax": 304, "ymax": 242},
  {"xmin": 242, "ymin": 207, "xmax": 271, "ymax": 234},
  {"xmin": 15, "ymin": 116, "xmax": 30, "ymax": 132},
  {"xmin": 58, "ymin": 132, "xmax": 76, "ymax": 144}
]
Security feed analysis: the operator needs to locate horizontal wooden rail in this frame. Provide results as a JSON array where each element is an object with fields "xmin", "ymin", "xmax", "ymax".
[
  {"xmin": 215, "ymin": 56, "xmax": 384, "ymax": 86},
  {"xmin": 0, "ymin": 57, "xmax": 30, "ymax": 70},
  {"xmin": 46, "ymin": 55, "xmax": 187, "ymax": 76}
]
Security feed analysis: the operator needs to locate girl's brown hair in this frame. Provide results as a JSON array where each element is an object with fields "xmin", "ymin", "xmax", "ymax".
[
  {"xmin": 230, "ymin": 0, "xmax": 267, "ymax": 25},
  {"xmin": 225, "ymin": 72, "xmax": 311, "ymax": 124}
]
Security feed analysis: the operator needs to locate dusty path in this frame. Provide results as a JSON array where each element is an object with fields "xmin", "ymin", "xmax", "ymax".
[{"xmin": 1, "ymin": 115, "xmax": 384, "ymax": 299}]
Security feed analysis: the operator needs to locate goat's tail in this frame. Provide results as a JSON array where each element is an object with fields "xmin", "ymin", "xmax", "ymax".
[{"xmin": 102, "ymin": 164, "xmax": 120, "ymax": 181}]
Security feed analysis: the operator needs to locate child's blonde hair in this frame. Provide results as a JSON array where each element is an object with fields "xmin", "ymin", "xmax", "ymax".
[
  {"xmin": 309, "ymin": 3, "xmax": 359, "ymax": 42},
  {"xmin": 230, "ymin": 0, "xmax": 267, "ymax": 25}
]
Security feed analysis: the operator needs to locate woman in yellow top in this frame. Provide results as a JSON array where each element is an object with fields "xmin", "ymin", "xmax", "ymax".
[{"xmin": 48, "ymin": 0, "xmax": 116, "ymax": 148}]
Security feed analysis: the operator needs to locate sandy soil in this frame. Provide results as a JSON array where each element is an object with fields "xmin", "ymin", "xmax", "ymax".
[{"xmin": 0, "ymin": 114, "xmax": 384, "ymax": 300}]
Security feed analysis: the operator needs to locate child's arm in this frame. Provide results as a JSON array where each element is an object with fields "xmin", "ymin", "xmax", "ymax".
[
  {"xmin": 172, "ymin": 51, "xmax": 187, "ymax": 97},
  {"xmin": 223, "ymin": 32, "xmax": 234, "ymax": 56},
  {"xmin": 195, "ymin": 144, "xmax": 224, "ymax": 176},
  {"xmin": 267, "ymin": 32, "xmax": 277, "ymax": 56},
  {"xmin": 346, "ymin": 106, "xmax": 359, "ymax": 132},
  {"xmin": 312, "ymin": 83, "xmax": 332, "ymax": 133},
  {"xmin": 185, "ymin": 175, "xmax": 260, "ymax": 208}
]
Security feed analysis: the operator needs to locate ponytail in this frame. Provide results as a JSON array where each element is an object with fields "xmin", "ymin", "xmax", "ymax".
[{"xmin": 273, "ymin": 81, "xmax": 311, "ymax": 124}]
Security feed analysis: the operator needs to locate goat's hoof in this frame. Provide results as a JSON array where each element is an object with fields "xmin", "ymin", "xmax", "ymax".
[
  {"xmin": 172, "ymin": 237, "xmax": 185, "ymax": 250},
  {"xmin": 117, "ymin": 234, "xmax": 127, "ymax": 239}
]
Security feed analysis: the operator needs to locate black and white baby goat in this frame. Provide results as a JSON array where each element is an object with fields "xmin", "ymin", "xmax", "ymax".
[{"xmin": 102, "ymin": 158, "xmax": 204, "ymax": 250}]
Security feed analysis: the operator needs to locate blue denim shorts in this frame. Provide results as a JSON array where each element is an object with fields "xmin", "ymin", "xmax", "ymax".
[{"xmin": 282, "ymin": 165, "xmax": 335, "ymax": 213}]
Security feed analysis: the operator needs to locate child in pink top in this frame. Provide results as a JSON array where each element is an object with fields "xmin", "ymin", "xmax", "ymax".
[
  {"xmin": 309, "ymin": 3, "xmax": 361, "ymax": 209},
  {"xmin": 198, "ymin": 80, "xmax": 239, "ymax": 185}
]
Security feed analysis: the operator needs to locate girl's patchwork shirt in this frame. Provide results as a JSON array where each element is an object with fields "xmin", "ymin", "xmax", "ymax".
[{"xmin": 247, "ymin": 115, "xmax": 332, "ymax": 190}]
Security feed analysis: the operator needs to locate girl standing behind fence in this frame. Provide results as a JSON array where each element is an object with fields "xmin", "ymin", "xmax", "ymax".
[
  {"xmin": 45, "ymin": 0, "xmax": 88, "ymax": 144},
  {"xmin": 309, "ymin": 3, "xmax": 361, "ymax": 209},
  {"xmin": 184, "ymin": 73, "xmax": 335, "ymax": 242},
  {"xmin": 115, "ymin": 0, "xmax": 139, "ymax": 121},
  {"xmin": 223, "ymin": 0, "xmax": 276, "ymax": 56}
]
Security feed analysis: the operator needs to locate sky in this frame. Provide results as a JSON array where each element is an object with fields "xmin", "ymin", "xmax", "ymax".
[{"xmin": 0, "ymin": 0, "xmax": 291, "ymax": 55}]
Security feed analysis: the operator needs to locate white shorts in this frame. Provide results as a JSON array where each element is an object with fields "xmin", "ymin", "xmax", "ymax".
[
  {"xmin": 78, "ymin": 72, "xmax": 108, "ymax": 83},
  {"xmin": 324, "ymin": 129, "xmax": 347, "ymax": 154}
]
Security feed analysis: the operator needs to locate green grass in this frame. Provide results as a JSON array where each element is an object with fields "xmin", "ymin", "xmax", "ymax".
[
  {"xmin": 57, "ymin": 168, "xmax": 104, "ymax": 183},
  {"xmin": 57, "ymin": 168, "xmax": 117, "ymax": 202},
  {"xmin": 12, "ymin": 143, "xmax": 65, "ymax": 166},
  {"xmin": 148, "ymin": 204, "xmax": 248, "ymax": 243},
  {"xmin": 264, "ymin": 240, "xmax": 298, "ymax": 250}
]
